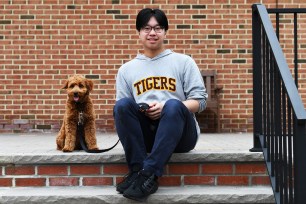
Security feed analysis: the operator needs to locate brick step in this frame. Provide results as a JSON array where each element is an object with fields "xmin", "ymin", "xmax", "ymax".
[
  {"xmin": 0, "ymin": 134, "xmax": 270, "ymax": 187},
  {"xmin": 0, "ymin": 152, "xmax": 270, "ymax": 187},
  {"xmin": 0, "ymin": 186, "xmax": 275, "ymax": 204},
  {"xmin": 0, "ymin": 133, "xmax": 274, "ymax": 203}
]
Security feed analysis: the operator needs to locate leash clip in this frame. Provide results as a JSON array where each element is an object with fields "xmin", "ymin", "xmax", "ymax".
[{"xmin": 78, "ymin": 111, "xmax": 84, "ymax": 125}]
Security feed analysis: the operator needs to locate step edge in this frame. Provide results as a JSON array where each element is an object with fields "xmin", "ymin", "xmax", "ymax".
[
  {"xmin": 0, "ymin": 152, "xmax": 264, "ymax": 165},
  {"xmin": 0, "ymin": 186, "xmax": 275, "ymax": 204}
]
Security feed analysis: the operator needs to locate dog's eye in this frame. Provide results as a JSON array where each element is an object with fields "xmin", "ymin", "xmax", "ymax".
[
  {"xmin": 79, "ymin": 84, "xmax": 84, "ymax": 88},
  {"xmin": 69, "ymin": 84, "xmax": 74, "ymax": 88}
]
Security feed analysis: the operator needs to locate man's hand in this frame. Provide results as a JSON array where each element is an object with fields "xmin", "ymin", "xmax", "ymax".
[
  {"xmin": 145, "ymin": 102, "xmax": 164, "ymax": 120},
  {"xmin": 144, "ymin": 99, "xmax": 199, "ymax": 120}
]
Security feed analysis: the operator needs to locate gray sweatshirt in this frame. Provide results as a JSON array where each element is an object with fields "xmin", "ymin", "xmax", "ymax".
[{"xmin": 116, "ymin": 49, "xmax": 208, "ymax": 136}]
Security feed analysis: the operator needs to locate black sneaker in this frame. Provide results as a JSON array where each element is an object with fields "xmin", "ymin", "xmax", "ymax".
[
  {"xmin": 116, "ymin": 171, "xmax": 139, "ymax": 194},
  {"xmin": 123, "ymin": 169, "xmax": 159, "ymax": 202}
]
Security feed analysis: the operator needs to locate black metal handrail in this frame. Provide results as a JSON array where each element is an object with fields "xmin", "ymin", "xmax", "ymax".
[{"xmin": 251, "ymin": 4, "xmax": 306, "ymax": 204}]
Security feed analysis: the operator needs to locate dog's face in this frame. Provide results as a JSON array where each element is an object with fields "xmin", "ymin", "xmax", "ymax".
[{"xmin": 62, "ymin": 75, "xmax": 93, "ymax": 103}]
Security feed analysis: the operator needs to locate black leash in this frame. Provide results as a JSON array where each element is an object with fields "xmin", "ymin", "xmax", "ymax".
[{"xmin": 77, "ymin": 110, "xmax": 119, "ymax": 153}]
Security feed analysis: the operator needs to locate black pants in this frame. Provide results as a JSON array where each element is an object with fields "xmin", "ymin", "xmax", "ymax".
[{"xmin": 113, "ymin": 98, "xmax": 198, "ymax": 176}]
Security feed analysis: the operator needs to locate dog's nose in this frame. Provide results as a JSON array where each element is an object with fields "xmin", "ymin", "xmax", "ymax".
[{"xmin": 74, "ymin": 92, "xmax": 78, "ymax": 97}]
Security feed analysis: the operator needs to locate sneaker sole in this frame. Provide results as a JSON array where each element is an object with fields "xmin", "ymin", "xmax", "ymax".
[
  {"xmin": 116, "ymin": 189, "xmax": 124, "ymax": 194},
  {"xmin": 123, "ymin": 186, "xmax": 158, "ymax": 202},
  {"xmin": 116, "ymin": 186, "xmax": 127, "ymax": 194},
  {"xmin": 123, "ymin": 193, "xmax": 148, "ymax": 202}
]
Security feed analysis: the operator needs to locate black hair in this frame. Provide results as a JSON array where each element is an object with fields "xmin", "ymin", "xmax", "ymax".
[{"xmin": 136, "ymin": 8, "xmax": 169, "ymax": 32}]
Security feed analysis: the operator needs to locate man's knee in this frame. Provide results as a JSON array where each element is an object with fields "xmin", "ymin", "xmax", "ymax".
[
  {"xmin": 113, "ymin": 98, "xmax": 136, "ymax": 117},
  {"xmin": 162, "ymin": 99, "xmax": 186, "ymax": 116}
]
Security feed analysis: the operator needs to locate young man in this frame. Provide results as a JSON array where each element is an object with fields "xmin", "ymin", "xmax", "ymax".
[{"xmin": 113, "ymin": 8, "xmax": 208, "ymax": 201}]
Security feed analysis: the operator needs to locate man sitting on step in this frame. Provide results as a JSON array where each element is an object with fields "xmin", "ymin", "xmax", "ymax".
[{"xmin": 113, "ymin": 7, "xmax": 208, "ymax": 202}]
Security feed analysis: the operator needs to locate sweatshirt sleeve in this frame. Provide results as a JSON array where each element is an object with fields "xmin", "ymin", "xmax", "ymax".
[
  {"xmin": 115, "ymin": 67, "xmax": 134, "ymax": 101},
  {"xmin": 183, "ymin": 57, "xmax": 208, "ymax": 113}
]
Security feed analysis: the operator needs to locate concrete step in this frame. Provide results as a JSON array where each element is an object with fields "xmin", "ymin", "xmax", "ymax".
[
  {"xmin": 0, "ymin": 133, "xmax": 270, "ymax": 188},
  {"xmin": 0, "ymin": 133, "xmax": 275, "ymax": 203},
  {"xmin": 0, "ymin": 186, "xmax": 275, "ymax": 204}
]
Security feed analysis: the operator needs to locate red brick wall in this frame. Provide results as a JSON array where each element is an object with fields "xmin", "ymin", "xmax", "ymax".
[
  {"xmin": 0, "ymin": 162, "xmax": 270, "ymax": 187},
  {"xmin": 1, "ymin": 0, "xmax": 306, "ymax": 133}
]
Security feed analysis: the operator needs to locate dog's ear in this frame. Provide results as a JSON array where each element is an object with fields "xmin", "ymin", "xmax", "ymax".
[
  {"xmin": 62, "ymin": 80, "xmax": 69, "ymax": 89},
  {"xmin": 85, "ymin": 79, "xmax": 94, "ymax": 92}
]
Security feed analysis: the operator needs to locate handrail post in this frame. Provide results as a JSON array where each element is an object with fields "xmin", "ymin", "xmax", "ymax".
[
  {"xmin": 250, "ymin": 4, "xmax": 263, "ymax": 152},
  {"xmin": 294, "ymin": 120, "xmax": 306, "ymax": 203}
]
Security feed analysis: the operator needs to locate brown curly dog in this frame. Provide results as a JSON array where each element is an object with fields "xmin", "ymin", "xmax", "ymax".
[{"xmin": 56, "ymin": 75, "xmax": 99, "ymax": 152}]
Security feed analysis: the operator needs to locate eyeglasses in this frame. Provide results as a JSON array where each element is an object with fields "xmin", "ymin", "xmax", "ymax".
[{"xmin": 141, "ymin": 26, "xmax": 164, "ymax": 33}]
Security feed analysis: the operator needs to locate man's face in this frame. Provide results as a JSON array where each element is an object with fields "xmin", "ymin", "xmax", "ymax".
[{"xmin": 139, "ymin": 17, "xmax": 166, "ymax": 53}]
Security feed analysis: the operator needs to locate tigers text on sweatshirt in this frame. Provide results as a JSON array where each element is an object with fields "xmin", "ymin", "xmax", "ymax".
[{"xmin": 116, "ymin": 49, "xmax": 208, "ymax": 136}]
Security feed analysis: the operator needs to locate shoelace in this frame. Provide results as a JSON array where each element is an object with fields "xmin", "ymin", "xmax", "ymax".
[
  {"xmin": 119, "ymin": 171, "xmax": 136, "ymax": 184},
  {"xmin": 132, "ymin": 172, "xmax": 155, "ymax": 192},
  {"xmin": 131, "ymin": 173, "xmax": 145, "ymax": 190},
  {"xmin": 142, "ymin": 174, "xmax": 156, "ymax": 192}
]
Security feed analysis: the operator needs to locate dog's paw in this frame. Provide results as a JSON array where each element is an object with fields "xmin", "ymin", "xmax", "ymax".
[
  {"xmin": 62, "ymin": 146, "xmax": 73, "ymax": 152},
  {"xmin": 89, "ymin": 147, "xmax": 99, "ymax": 150},
  {"xmin": 56, "ymin": 142, "xmax": 64, "ymax": 150},
  {"xmin": 88, "ymin": 145, "xmax": 99, "ymax": 150},
  {"xmin": 56, "ymin": 140, "xmax": 64, "ymax": 150}
]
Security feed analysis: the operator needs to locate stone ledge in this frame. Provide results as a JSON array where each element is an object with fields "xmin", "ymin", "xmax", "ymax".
[
  {"xmin": 0, "ymin": 186, "xmax": 275, "ymax": 204},
  {"xmin": 0, "ymin": 151, "xmax": 264, "ymax": 165},
  {"xmin": 0, "ymin": 133, "xmax": 263, "ymax": 165}
]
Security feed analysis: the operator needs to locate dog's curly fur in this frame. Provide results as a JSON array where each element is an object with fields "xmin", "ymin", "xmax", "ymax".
[{"xmin": 56, "ymin": 75, "xmax": 99, "ymax": 152}]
